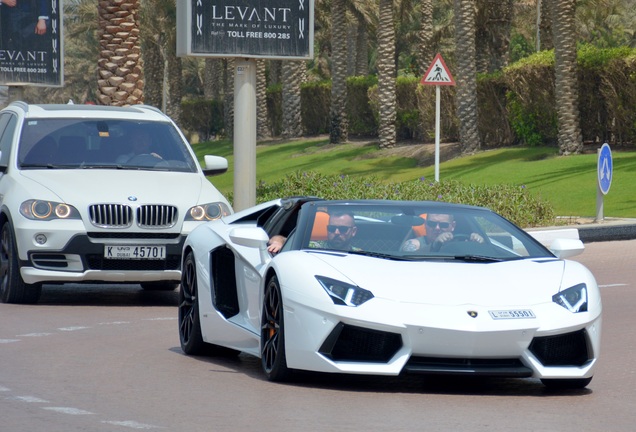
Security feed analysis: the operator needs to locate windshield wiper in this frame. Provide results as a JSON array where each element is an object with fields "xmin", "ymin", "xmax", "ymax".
[
  {"xmin": 444, "ymin": 255, "xmax": 504, "ymax": 262},
  {"xmin": 348, "ymin": 250, "xmax": 410, "ymax": 261}
]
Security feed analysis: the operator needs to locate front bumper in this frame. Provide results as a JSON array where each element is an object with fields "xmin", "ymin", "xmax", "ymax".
[
  {"xmin": 19, "ymin": 232, "xmax": 186, "ymax": 284},
  {"xmin": 282, "ymin": 295, "xmax": 602, "ymax": 380}
]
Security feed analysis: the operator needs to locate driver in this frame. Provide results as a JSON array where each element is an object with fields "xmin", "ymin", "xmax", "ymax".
[
  {"xmin": 401, "ymin": 213, "xmax": 483, "ymax": 252},
  {"xmin": 116, "ymin": 129, "xmax": 162, "ymax": 163}
]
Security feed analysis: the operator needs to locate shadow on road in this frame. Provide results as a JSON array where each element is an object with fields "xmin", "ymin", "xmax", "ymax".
[
  {"xmin": 37, "ymin": 283, "xmax": 178, "ymax": 307},
  {"xmin": 169, "ymin": 348, "xmax": 593, "ymax": 397}
]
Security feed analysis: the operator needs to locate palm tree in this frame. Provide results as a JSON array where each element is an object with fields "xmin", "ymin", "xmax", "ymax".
[
  {"xmin": 417, "ymin": 0, "xmax": 435, "ymax": 76},
  {"xmin": 139, "ymin": 0, "xmax": 182, "ymax": 123},
  {"xmin": 538, "ymin": 0, "xmax": 553, "ymax": 50},
  {"xmin": 96, "ymin": 0, "xmax": 143, "ymax": 106},
  {"xmin": 330, "ymin": 0, "xmax": 349, "ymax": 143},
  {"xmin": 256, "ymin": 59, "xmax": 271, "ymax": 140},
  {"xmin": 282, "ymin": 60, "xmax": 306, "ymax": 138},
  {"xmin": 376, "ymin": 0, "xmax": 397, "ymax": 149},
  {"xmin": 454, "ymin": 0, "xmax": 480, "ymax": 153},
  {"xmin": 476, "ymin": 0, "xmax": 514, "ymax": 74},
  {"xmin": 551, "ymin": 0, "xmax": 583, "ymax": 155}
]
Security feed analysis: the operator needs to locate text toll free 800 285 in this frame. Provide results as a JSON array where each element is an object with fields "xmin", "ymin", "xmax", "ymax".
[{"xmin": 224, "ymin": 31, "xmax": 290, "ymax": 39}]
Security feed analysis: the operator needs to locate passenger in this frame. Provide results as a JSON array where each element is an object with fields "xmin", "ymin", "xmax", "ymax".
[
  {"xmin": 401, "ymin": 213, "xmax": 483, "ymax": 252},
  {"xmin": 267, "ymin": 210, "xmax": 359, "ymax": 253}
]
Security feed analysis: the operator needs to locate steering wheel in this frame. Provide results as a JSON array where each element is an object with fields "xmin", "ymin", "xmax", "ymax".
[{"xmin": 126, "ymin": 153, "xmax": 162, "ymax": 166}]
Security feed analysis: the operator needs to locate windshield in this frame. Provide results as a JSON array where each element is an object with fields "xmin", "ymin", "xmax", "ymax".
[
  {"xmin": 295, "ymin": 202, "xmax": 553, "ymax": 261},
  {"xmin": 18, "ymin": 119, "xmax": 198, "ymax": 172}
]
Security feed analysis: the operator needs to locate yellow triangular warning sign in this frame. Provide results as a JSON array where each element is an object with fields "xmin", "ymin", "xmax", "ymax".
[{"xmin": 421, "ymin": 53, "xmax": 455, "ymax": 86}]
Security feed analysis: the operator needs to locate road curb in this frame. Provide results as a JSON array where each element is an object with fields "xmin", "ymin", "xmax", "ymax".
[
  {"xmin": 527, "ymin": 219, "xmax": 636, "ymax": 244},
  {"xmin": 577, "ymin": 223, "xmax": 636, "ymax": 243}
]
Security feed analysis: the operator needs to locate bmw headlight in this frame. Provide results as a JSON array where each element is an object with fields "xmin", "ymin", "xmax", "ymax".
[
  {"xmin": 316, "ymin": 276, "xmax": 374, "ymax": 307},
  {"xmin": 185, "ymin": 202, "xmax": 231, "ymax": 221},
  {"xmin": 20, "ymin": 200, "xmax": 80, "ymax": 220},
  {"xmin": 552, "ymin": 283, "xmax": 588, "ymax": 313}
]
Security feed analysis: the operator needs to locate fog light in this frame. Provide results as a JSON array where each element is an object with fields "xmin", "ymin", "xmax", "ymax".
[{"xmin": 34, "ymin": 234, "xmax": 47, "ymax": 245}]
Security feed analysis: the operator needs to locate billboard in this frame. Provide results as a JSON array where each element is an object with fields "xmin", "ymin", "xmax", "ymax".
[
  {"xmin": 177, "ymin": 0, "xmax": 313, "ymax": 60},
  {"xmin": 0, "ymin": 0, "xmax": 63, "ymax": 86}
]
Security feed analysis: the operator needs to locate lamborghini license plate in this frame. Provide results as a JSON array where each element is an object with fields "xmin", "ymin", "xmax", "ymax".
[{"xmin": 488, "ymin": 309, "xmax": 536, "ymax": 319}]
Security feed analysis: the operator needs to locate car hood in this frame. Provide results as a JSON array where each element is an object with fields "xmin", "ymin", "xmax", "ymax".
[
  {"xmin": 309, "ymin": 252, "xmax": 566, "ymax": 306},
  {"xmin": 19, "ymin": 170, "xmax": 220, "ymax": 205}
]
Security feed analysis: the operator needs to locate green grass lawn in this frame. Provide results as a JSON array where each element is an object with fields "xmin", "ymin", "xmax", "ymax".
[{"xmin": 192, "ymin": 137, "xmax": 636, "ymax": 218}]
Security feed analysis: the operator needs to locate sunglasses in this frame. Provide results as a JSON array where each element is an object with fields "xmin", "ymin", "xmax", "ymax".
[
  {"xmin": 327, "ymin": 225, "xmax": 353, "ymax": 234},
  {"xmin": 425, "ymin": 220, "xmax": 451, "ymax": 229}
]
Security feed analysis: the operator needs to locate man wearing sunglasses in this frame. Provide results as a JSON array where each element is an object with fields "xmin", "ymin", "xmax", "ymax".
[
  {"xmin": 319, "ymin": 211, "xmax": 359, "ymax": 250},
  {"xmin": 267, "ymin": 210, "xmax": 359, "ymax": 254},
  {"xmin": 401, "ymin": 213, "xmax": 483, "ymax": 252}
]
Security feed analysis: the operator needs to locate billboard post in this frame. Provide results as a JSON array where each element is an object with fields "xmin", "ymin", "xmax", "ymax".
[{"xmin": 177, "ymin": 1, "xmax": 314, "ymax": 211}]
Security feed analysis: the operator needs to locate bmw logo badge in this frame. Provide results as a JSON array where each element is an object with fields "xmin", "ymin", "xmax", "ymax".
[{"xmin": 128, "ymin": 196, "xmax": 138, "ymax": 201}]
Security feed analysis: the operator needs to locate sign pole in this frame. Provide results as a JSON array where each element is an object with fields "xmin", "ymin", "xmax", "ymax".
[
  {"xmin": 596, "ymin": 180, "xmax": 604, "ymax": 222},
  {"xmin": 420, "ymin": 53, "xmax": 455, "ymax": 183},
  {"xmin": 435, "ymin": 85, "xmax": 441, "ymax": 182}
]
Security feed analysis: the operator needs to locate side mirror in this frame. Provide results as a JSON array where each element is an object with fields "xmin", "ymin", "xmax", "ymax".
[
  {"xmin": 202, "ymin": 155, "xmax": 228, "ymax": 176},
  {"xmin": 549, "ymin": 238, "xmax": 585, "ymax": 259},
  {"xmin": 229, "ymin": 227, "xmax": 271, "ymax": 264}
]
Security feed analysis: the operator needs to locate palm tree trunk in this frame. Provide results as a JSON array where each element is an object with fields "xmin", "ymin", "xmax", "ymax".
[
  {"xmin": 538, "ymin": 0, "xmax": 553, "ymax": 51},
  {"xmin": 551, "ymin": 0, "xmax": 582, "ymax": 155},
  {"xmin": 417, "ymin": 0, "xmax": 434, "ymax": 76},
  {"xmin": 377, "ymin": 0, "xmax": 397, "ymax": 149},
  {"xmin": 454, "ymin": 0, "xmax": 480, "ymax": 153},
  {"xmin": 97, "ymin": 0, "xmax": 143, "ymax": 106},
  {"xmin": 330, "ymin": 0, "xmax": 349, "ymax": 143},
  {"xmin": 282, "ymin": 61, "xmax": 305, "ymax": 138},
  {"xmin": 256, "ymin": 59, "xmax": 271, "ymax": 140},
  {"xmin": 224, "ymin": 58, "xmax": 235, "ymax": 139}
]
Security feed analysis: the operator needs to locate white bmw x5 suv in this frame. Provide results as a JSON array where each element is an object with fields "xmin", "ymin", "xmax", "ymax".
[{"xmin": 0, "ymin": 102, "xmax": 232, "ymax": 303}]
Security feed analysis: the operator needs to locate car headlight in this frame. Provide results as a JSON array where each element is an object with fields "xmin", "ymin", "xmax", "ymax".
[
  {"xmin": 552, "ymin": 283, "xmax": 588, "ymax": 313},
  {"xmin": 316, "ymin": 276, "xmax": 374, "ymax": 307},
  {"xmin": 185, "ymin": 202, "xmax": 231, "ymax": 221},
  {"xmin": 20, "ymin": 200, "xmax": 81, "ymax": 220}
]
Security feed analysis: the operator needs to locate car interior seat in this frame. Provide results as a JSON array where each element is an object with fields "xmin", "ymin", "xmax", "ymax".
[{"xmin": 310, "ymin": 211, "xmax": 329, "ymax": 241}]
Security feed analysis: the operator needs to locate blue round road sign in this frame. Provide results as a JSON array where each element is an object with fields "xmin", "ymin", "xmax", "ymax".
[{"xmin": 598, "ymin": 143, "xmax": 612, "ymax": 195}]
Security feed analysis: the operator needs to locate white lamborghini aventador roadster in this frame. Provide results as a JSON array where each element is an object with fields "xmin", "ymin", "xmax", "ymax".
[{"xmin": 178, "ymin": 197, "xmax": 601, "ymax": 389}]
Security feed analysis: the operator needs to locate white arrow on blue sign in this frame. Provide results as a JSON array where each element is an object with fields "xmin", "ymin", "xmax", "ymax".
[{"xmin": 598, "ymin": 143, "xmax": 613, "ymax": 195}]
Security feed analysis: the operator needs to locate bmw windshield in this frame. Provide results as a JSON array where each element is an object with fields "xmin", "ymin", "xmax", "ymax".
[{"xmin": 18, "ymin": 119, "xmax": 198, "ymax": 172}]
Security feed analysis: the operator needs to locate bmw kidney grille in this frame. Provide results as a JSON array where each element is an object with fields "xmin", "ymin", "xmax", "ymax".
[{"xmin": 89, "ymin": 204, "xmax": 177, "ymax": 228}]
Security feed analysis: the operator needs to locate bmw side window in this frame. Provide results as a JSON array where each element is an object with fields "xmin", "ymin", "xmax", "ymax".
[{"xmin": 0, "ymin": 113, "xmax": 17, "ymax": 167}]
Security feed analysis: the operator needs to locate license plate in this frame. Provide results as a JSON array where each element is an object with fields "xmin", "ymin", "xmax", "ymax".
[
  {"xmin": 104, "ymin": 245, "xmax": 166, "ymax": 260},
  {"xmin": 489, "ymin": 309, "xmax": 536, "ymax": 320}
]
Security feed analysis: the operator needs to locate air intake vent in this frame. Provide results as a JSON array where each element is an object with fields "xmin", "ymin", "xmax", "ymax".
[
  {"xmin": 137, "ymin": 205, "xmax": 178, "ymax": 228},
  {"xmin": 89, "ymin": 204, "xmax": 133, "ymax": 227},
  {"xmin": 529, "ymin": 329, "xmax": 590, "ymax": 366}
]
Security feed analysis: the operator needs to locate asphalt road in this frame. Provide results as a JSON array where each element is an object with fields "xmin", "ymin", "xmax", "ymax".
[{"xmin": 1, "ymin": 240, "xmax": 635, "ymax": 432}]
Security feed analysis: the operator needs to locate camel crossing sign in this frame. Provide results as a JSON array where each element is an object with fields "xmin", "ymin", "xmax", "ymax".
[{"xmin": 421, "ymin": 53, "xmax": 455, "ymax": 86}]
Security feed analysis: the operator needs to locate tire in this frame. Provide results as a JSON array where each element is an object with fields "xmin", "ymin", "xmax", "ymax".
[
  {"xmin": 178, "ymin": 251, "xmax": 239, "ymax": 357},
  {"xmin": 178, "ymin": 252, "xmax": 207, "ymax": 355},
  {"xmin": 141, "ymin": 281, "xmax": 179, "ymax": 291},
  {"xmin": 0, "ymin": 222, "xmax": 42, "ymax": 304},
  {"xmin": 541, "ymin": 377, "xmax": 593, "ymax": 389},
  {"xmin": 260, "ymin": 275, "xmax": 291, "ymax": 381}
]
